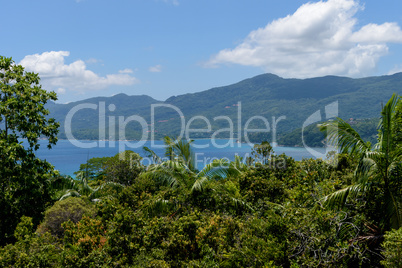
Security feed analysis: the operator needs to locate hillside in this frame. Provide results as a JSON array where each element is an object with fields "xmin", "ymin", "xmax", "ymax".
[{"xmin": 49, "ymin": 73, "xmax": 402, "ymax": 141}]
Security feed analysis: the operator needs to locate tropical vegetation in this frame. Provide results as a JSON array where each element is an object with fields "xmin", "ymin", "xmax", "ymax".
[{"xmin": 1, "ymin": 56, "xmax": 401, "ymax": 267}]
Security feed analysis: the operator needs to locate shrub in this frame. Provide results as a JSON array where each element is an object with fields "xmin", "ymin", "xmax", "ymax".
[
  {"xmin": 37, "ymin": 197, "xmax": 96, "ymax": 237},
  {"xmin": 381, "ymin": 227, "xmax": 402, "ymax": 268}
]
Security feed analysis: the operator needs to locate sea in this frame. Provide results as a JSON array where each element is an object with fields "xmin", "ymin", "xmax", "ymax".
[{"xmin": 32, "ymin": 139, "xmax": 329, "ymax": 177}]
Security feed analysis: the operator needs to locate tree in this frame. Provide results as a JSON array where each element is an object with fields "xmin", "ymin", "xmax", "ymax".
[
  {"xmin": 144, "ymin": 137, "xmax": 242, "ymax": 192},
  {"xmin": 103, "ymin": 150, "xmax": 145, "ymax": 186},
  {"xmin": 251, "ymin": 141, "xmax": 273, "ymax": 165},
  {"xmin": 319, "ymin": 93, "xmax": 402, "ymax": 230},
  {"xmin": 74, "ymin": 156, "xmax": 110, "ymax": 181},
  {"xmin": 142, "ymin": 137, "xmax": 249, "ymax": 215},
  {"xmin": 0, "ymin": 56, "xmax": 59, "ymax": 244}
]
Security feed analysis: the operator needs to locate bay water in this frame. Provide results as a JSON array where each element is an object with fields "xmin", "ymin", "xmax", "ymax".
[{"xmin": 33, "ymin": 139, "xmax": 328, "ymax": 176}]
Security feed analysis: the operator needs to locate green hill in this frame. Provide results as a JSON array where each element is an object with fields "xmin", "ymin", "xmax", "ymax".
[{"xmin": 48, "ymin": 73, "xmax": 402, "ymax": 142}]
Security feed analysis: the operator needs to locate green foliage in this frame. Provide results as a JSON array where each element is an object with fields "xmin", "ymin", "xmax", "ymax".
[
  {"xmin": 74, "ymin": 156, "xmax": 110, "ymax": 181},
  {"xmin": 61, "ymin": 216, "xmax": 110, "ymax": 267},
  {"xmin": 14, "ymin": 216, "xmax": 34, "ymax": 242},
  {"xmin": 0, "ymin": 152, "xmax": 394, "ymax": 267},
  {"xmin": 103, "ymin": 150, "xmax": 145, "ymax": 186},
  {"xmin": 0, "ymin": 232, "xmax": 61, "ymax": 267},
  {"xmin": 37, "ymin": 197, "xmax": 96, "ymax": 238},
  {"xmin": 251, "ymin": 140, "xmax": 273, "ymax": 165},
  {"xmin": 51, "ymin": 171, "xmax": 125, "ymax": 202},
  {"xmin": 0, "ymin": 55, "xmax": 59, "ymax": 245},
  {"xmin": 240, "ymin": 168, "xmax": 287, "ymax": 205},
  {"xmin": 381, "ymin": 227, "xmax": 402, "ymax": 268},
  {"xmin": 321, "ymin": 93, "xmax": 402, "ymax": 230},
  {"xmin": 2, "ymin": 90, "xmax": 402, "ymax": 267}
]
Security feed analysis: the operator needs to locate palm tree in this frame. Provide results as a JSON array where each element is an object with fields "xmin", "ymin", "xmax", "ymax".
[
  {"xmin": 319, "ymin": 93, "xmax": 402, "ymax": 229},
  {"xmin": 142, "ymin": 137, "xmax": 250, "ymax": 213},
  {"xmin": 144, "ymin": 137, "xmax": 244, "ymax": 192},
  {"xmin": 50, "ymin": 172, "xmax": 124, "ymax": 202}
]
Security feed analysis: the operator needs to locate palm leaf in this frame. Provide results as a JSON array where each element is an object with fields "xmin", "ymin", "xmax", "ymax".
[
  {"xmin": 50, "ymin": 175, "xmax": 78, "ymax": 192},
  {"xmin": 191, "ymin": 176, "xmax": 209, "ymax": 192},
  {"xmin": 337, "ymin": 222, "xmax": 359, "ymax": 241},
  {"xmin": 89, "ymin": 181, "xmax": 125, "ymax": 200},
  {"xmin": 355, "ymin": 153, "xmax": 378, "ymax": 179},
  {"xmin": 143, "ymin": 146, "xmax": 161, "ymax": 164},
  {"xmin": 146, "ymin": 160, "xmax": 190, "ymax": 188},
  {"xmin": 197, "ymin": 159, "xmax": 230, "ymax": 178},
  {"xmin": 59, "ymin": 190, "xmax": 81, "ymax": 200},
  {"xmin": 145, "ymin": 197, "xmax": 175, "ymax": 217},
  {"xmin": 229, "ymin": 196, "xmax": 255, "ymax": 212},
  {"xmin": 378, "ymin": 93, "xmax": 398, "ymax": 159},
  {"xmin": 319, "ymin": 118, "xmax": 370, "ymax": 154},
  {"xmin": 322, "ymin": 184, "xmax": 367, "ymax": 209}
]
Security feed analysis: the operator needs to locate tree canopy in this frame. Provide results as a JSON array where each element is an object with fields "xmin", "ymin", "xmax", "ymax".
[{"xmin": 0, "ymin": 56, "xmax": 59, "ymax": 244}]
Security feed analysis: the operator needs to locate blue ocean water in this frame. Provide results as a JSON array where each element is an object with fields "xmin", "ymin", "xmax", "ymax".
[{"xmin": 33, "ymin": 139, "xmax": 328, "ymax": 176}]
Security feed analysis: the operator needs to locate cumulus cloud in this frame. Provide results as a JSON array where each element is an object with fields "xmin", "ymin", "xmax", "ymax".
[
  {"xmin": 20, "ymin": 51, "xmax": 138, "ymax": 92},
  {"xmin": 149, "ymin": 64, "xmax": 162, "ymax": 72},
  {"xmin": 207, "ymin": 0, "xmax": 402, "ymax": 78}
]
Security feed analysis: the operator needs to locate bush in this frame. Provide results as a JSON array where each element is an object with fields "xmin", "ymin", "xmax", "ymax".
[
  {"xmin": 381, "ymin": 227, "xmax": 402, "ymax": 267},
  {"xmin": 37, "ymin": 197, "xmax": 96, "ymax": 237}
]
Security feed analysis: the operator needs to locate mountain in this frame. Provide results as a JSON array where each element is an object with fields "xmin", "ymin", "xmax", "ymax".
[
  {"xmin": 51, "ymin": 94, "xmax": 161, "ymax": 140},
  {"xmin": 48, "ymin": 73, "xmax": 402, "ymax": 142}
]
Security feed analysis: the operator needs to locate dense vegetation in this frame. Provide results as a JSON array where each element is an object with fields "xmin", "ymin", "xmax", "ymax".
[
  {"xmin": 1, "ymin": 57, "xmax": 401, "ymax": 267},
  {"xmin": 0, "ymin": 56, "xmax": 59, "ymax": 245}
]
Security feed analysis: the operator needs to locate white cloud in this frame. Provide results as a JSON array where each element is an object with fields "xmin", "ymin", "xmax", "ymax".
[
  {"xmin": 207, "ymin": 0, "xmax": 402, "ymax": 78},
  {"xmin": 388, "ymin": 64, "xmax": 402, "ymax": 75},
  {"xmin": 57, "ymin": 88, "xmax": 66, "ymax": 94},
  {"xmin": 119, "ymin": 68, "xmax": 134, "ymax": 74},
  {"xmin": 20, "ymin": 51, "xmax": 138, "ymax": 93},
  {"xmin": 149, "ymin": 64, "xmax": 162, "ymax": 72},
  {"xmin": 86, "ymin": 58, "xmax": 100, "ymax": 64}
]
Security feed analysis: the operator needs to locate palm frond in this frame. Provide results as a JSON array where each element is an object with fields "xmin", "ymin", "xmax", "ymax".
[
  {"xmin": 50, "ymin": 175, "xmax": 78, "ymax": 192},
  {"xmin": 197, "ymin": 159, "xmax": 230, "ymax": 178},
  {"xmin": 145, "ymin": 196, "xmax": 176, "ymax": 217},
  {"xmin": 378, "ymin": 93, "xmax": 398, "ymax": 158},
  {"xmin": 80, "ymin": 177, "xmax": 94, "ymax": 196},
  {"xmin": 146, "ymin": 160, "xmax": 190, "ymax": 188},
  {"xmin": 143, "ymin": 146, "xmax": 161, "ymax": 164},
  {"xmin": 231, "ymin": 155, "xmax": 248, "ymax": 172},
  {"xmin": 89, "ymin": 181, "xmax": 124, "ymax": 200},
  {"xmin": 337, "ymin": 222, "xmax": 359, "ymax": 241},
  {"xmin": 355, "ymin": 153, "xmax": 377, "ymax": 179},
  {"xmin": 172, "ymin": 138, "xmax": 196, "ymax": 171},
  {"xmin": 163, "ymin": 136, "xmax": 175, "ymax": 161},
  {"xmin": 230, "ymin": 196, "xmax": 255, "ymax": 212},
  {"xmin": 191, "ymin": 176, "xmax": 209, "ymax": 192},
  {"xmin": 319, "ymin": 118, "xmax": 370, "ymax": 154},
  {"xmin": 322, "ymin": 183, "xmax": 367, "ymax": 209},
  {"xmin": 59, "ymin": 190, "xmax": 81, "ymax": 200}
]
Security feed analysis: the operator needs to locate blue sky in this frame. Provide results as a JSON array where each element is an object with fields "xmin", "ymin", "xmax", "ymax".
[{"xmin": 2, "ymin": 0, "xmax": 402, "ymax": 103}]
